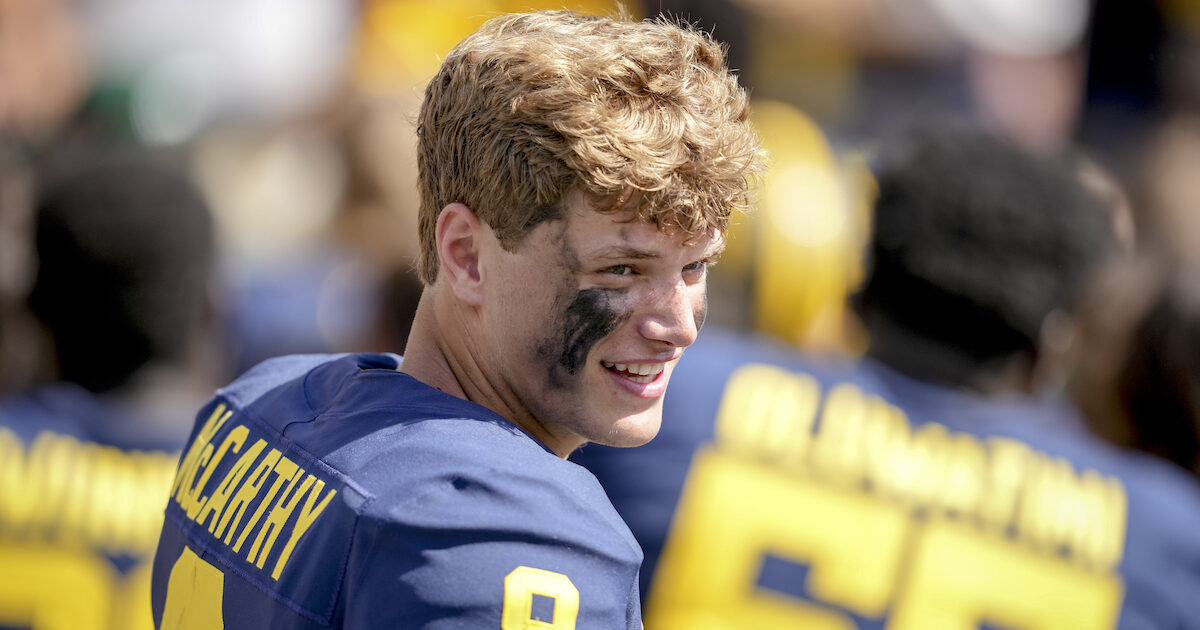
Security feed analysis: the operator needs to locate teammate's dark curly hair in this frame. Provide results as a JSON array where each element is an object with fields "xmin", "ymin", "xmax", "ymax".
[
  {"xmin": 29, "ymin": 151, "xmax": 214, "ymax": 393},
  {"xmin": 858, "ymin": 127, "xmax": 1118, "ymax": 384}
]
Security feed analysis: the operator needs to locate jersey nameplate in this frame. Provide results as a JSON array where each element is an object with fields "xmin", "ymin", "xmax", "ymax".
[
  {"xmin": 167, "ymin": 403, "xmax": 338, "ymax": 582},
  {"xmin": 713, "ymin": 364, "xmax": 1127, "ymax": 569},
  {"xmin": 646, "ymin": 363, "xmax": 1128, "ymax": 629}
]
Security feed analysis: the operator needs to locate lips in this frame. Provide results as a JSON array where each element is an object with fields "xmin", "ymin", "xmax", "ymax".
[{"xmin": 601, "ymin": 361, "xmax": 665, "ymax": 384}]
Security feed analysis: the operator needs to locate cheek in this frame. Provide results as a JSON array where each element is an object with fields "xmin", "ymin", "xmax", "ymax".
[
  {"xmin": 536, "ymin": 287, "xmax": 633, "ymax": 386},
  {"xmin": 694, "ymin": 290, "xmax": 708, "ymax": 332}
]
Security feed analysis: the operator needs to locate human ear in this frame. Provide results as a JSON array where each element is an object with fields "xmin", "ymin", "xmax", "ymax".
[{"xmin": 435, "ymin": 203, "xmax": 484, "ymax": 306}]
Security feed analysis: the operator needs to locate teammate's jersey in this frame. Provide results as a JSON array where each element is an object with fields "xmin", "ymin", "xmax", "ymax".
[
  {"xmin": 573, "ymin": 327, "xmax": 1200, "ymax": 630},
  {"xmin": 150, "ymin": 353, "xmax": 642, "ymax": 629},
  {"xmin": 0, "ymin": 383, "xmax": 188, "ymax": 630}
]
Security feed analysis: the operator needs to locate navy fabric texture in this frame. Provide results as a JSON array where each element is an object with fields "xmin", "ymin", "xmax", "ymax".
[{"xmin": 152, "ymin": 353, "xmax": 641, "ymax": 629}]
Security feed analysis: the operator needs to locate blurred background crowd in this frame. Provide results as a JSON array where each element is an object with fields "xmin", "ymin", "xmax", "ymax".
[
  {"xmin": 5, "ymin": 0, "xmax": 1200, "ymax": 389},
  {"xmin": 4, "ymin": 0, "xmax": 1200, "ymax": 628}
]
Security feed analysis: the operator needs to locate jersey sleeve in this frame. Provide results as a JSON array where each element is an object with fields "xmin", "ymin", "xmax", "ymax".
[{"xmin": 336, "ymin": 423, "xmax": 643, "ymax": 630}]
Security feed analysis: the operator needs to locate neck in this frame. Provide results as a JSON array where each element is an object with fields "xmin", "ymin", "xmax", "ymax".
[
  {"xmin": 400, "ymin": 287, "xmax": 582, "ymax": 458},
  {"xmin": 398, "ymin": 289, "xmax": 469, "ymax": 400}
]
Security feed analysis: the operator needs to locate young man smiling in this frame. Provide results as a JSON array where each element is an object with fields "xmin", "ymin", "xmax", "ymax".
[
  {"xmin": 151, "ymin": 10, "xmax": 762, "ymax": 629},
  {"xmin": 413, "ymin": 189, "xmax": 723, "ymax": 456}
]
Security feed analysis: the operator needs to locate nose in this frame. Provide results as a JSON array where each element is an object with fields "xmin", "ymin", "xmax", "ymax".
[{"xmin": 637, "ymin": 277, "xmax": 704, "ymax": 348}]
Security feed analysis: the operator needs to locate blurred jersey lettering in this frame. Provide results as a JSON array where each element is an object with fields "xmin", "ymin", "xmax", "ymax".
[
  {"xmin": 0, "ymin": 427, "xmax": 179, "ymax": 630},
  {"xmin": 648, "ymin": 365, "xmax": 1124, "ymax": 629}
]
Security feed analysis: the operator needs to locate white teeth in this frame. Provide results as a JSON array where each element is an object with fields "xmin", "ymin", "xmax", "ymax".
[
  {"xmin": 601, "ymin": 361, "xmax": 665, "ymax": 379},
  {"xmin": 632, "ymin": 363, "xmax": 664, "ymax": 376}
]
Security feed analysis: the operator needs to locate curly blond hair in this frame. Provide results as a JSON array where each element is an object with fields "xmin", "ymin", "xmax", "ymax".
[{"xmin": 415, "ymin": 10, "xmax": 764, "ymax": 284}]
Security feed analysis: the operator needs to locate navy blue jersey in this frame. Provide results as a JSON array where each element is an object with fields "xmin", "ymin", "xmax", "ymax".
[
  {"xmin": 150, "ymin": 353, "xmax": 642, "ymax": 629},
  {"xmin": 573, "ymin": 327, "xmax": 1200, "ymax": 630},
  {"xmin": 0, "ymin": 384, "xmax": 188, "ymax": 630}
]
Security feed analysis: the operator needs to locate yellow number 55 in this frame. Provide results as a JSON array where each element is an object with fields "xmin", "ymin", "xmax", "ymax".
[{"xmin": 646, "ymin": 447, "xmax": 1122, "ymax": 630}]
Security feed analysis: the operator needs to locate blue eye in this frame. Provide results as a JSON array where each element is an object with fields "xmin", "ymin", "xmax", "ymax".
[{"xmin": 683, "ymin": 260, "xmax": 708, "ymax": 274}]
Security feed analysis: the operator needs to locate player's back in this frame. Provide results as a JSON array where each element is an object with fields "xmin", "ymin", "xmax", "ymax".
[
  {"xmin": 0, "ymin": 383, "xmax": 187, "ymax": 630},
  {"xmin": 574, "ymin": 327, "xmax": 1200, "ymax": 629},
  {"xmin": 151, "ymin": 352, "xmax": 642, "ymax": 629}
]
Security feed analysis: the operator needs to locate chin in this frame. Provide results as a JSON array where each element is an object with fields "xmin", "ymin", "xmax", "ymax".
[{"xmin": 591, "ymin": 410, "xmax": 663, "ymax": 448}]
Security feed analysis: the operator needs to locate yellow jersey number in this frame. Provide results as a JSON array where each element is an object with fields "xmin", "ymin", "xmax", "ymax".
[
  {"xmin": 502, "ymin": 566, "xmax": 580, "ymax": 630},
  {"xmin": 645, "ymin": 447, "xmax": 1123, "ymax": 629},
  {"xmin": 161, "ymin": 551, "xmax": 580, "ymax": 629},
  {"xmin": 161, "ymin": 547, "xmax": 225, "ymax": 630}
]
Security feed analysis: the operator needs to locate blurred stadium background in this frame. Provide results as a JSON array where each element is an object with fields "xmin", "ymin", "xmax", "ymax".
[
  {"xmin": 11, "ymin": 0, "xmax": 1197, "ymax": 381},
  {"xmin": 2, "ymin": 1, "xmax": 1200, "ymax": 627}
]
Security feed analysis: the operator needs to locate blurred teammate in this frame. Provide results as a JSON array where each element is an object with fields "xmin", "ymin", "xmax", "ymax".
[
  {"xmin": 575, "ymin": 127, "xmax": 1200, "ymax": 628},
  {"xmin": 1072, "ymin": 256, "xmax": 1200, "ymax": 480},
  {"xmin": 0, "ymin": 149, "xmax": 217, "ymax": 630},
  {"xmin": 150, "ymin": 10, "xmax": 762, "ymax": 629}
]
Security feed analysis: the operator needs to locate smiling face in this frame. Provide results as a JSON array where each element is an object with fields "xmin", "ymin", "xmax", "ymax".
[{"xmin": 477, "ymin": 193, "xmax": 720, "ymax": 456}]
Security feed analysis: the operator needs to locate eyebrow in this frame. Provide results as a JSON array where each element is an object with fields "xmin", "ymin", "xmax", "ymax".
[
  {"xmin": 591, "ymin": 245, "xmax": 662, "ymax": 260},
  {"xmin": 590, "ymin": 240, "xmax": 726, "ymax": 261}
]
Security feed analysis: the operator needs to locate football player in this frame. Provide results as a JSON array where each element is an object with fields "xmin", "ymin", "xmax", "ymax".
[
  {"xmin": 150, "ymin": 10, "xmax": 764, "ymax": 629},
  {"xmin": 575, "ymin": 126, "xmax": 1200, "ymax": 629},
  {"xmin": 0, "ymin": 148, "xmax": 217, "ymax": 630}
]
